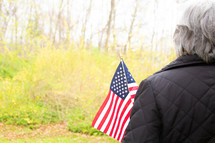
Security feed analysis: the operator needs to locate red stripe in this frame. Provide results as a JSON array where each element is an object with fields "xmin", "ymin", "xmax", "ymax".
[
  {"xmin": 103, "ymin": 95, "xmax": 119, "ymax": 133},
  {"xmin": 131, "ymin": 94, "xmax": 135, "ymax": 99},
  {"xmin": 109, "ymin": 99, "xmax": 123, "ymax": 137},
  {"xmin": 97, "ymin": 91, "xmax": 114, "ymax": 130},
  {"xmin": 117, "ymin": 107, "xmax": 132, "ymax": 141},
  {"xmin": 113, "ymin": 99, "xmax": 132, "ymax": 139},
  {"xmin": 129, "ymin": 86, "xmax": 138, "ymax": 91},
  {"xmin": 92, "ymin": 90, "xmax": 111, "ymax": 127}
]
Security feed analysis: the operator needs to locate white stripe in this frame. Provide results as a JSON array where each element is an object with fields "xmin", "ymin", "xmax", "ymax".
[
  {"xmin": 119, "ymin": 118, "xmax": 130, "ymax": 142},
  {"xmin": 111, "ymin": 93, "xmax": 131, "ymax": 137},
  {"xmin": 106, "ymin": 97, "xmax": 122, "ymax": 135},
  {"xmin": 115, "ymin": 103, "xmax": 133, "ymax": 139},
  {"xmin": 129, "ymin": 90, "xmax": 137, "ymax": 95},
  {"xmin": 93, "ymin": 91, "xmax": 113, "ymax": 129},
  {"xmin": 100, "ymin": 92, "xmax": 117, "ymax": 132},
  {"xmin": 128, "ymin": 83, "xmax": 138, "ymax": 88}
]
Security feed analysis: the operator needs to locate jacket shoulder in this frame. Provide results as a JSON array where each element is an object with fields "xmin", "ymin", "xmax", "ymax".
[{"xmin": 143, "ymin": 67, "xmax": 194, "ymax": 96}]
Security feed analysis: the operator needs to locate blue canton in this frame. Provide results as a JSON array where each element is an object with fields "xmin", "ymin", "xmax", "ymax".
[{"xmin": 110, "ymin": 61, "xmax": 136, "ymax": 100}]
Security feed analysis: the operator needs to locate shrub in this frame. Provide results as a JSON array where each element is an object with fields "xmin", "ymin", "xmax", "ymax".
[{"xmin": 0, "ymin": 46, "xmax": 175, "ymax": 133}]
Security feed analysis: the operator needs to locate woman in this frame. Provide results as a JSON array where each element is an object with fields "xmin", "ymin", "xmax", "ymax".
[{"xmin": 122, "ymin": 0, "xmax": 215, "ymax": 142}]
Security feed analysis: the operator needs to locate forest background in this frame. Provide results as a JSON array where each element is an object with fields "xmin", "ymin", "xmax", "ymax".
[{"xmin": 0, "ymin": 0, "xmax": 188, "ymax": 142}]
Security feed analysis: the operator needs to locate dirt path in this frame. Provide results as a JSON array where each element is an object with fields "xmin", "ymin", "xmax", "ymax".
[
  {"xmin": 0, "ymin": 123, "xmax": 118, "ymax": 143},
  {"xmin": 0, "ymin": 122, "xmax": 75, "ymax": 140}
]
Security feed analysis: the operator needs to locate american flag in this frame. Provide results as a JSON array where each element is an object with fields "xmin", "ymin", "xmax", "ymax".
[{"xmin": 92, "ymin": 60, "xmax": 138, "ymax": 142}]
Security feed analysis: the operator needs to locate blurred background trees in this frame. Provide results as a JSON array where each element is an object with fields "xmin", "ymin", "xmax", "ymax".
[
  {"xmin": 0, "ymin": 0, "xmax": 187, "ymax": 54},
  {"xmin": 0, "ymin": 0, "xmax": 188, "ymax": 138}
]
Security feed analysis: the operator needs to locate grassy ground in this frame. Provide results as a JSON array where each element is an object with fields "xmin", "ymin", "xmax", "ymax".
[
  {"xmin": 0, "ymin": 123, "xmax": 119, "ymax": 143},
  {"xmin": 0, "ymin": 48, "xmax": 176, "ymax": 135},
  {"xmin": 0, "ymin": 48, "xmax": 176, "ymax": 139}
]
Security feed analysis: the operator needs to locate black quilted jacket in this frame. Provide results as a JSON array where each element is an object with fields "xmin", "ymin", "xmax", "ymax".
[{"xmin": 122, "ymin": 55, "xmax": 215, "ymax": 143}]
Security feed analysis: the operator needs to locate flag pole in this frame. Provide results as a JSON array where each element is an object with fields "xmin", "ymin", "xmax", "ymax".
[
  {"xmin": 120, "ymin": 57, "xmax": 129, "ymax": 89},
  {"xmin": 118, "ymin": 50, "xmax": 129, "ymax": 92}
]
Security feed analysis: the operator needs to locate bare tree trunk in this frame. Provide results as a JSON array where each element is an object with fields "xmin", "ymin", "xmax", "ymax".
[
  {"xmin": 1, "ymin": 5, "xmax": 10, "ymax": 41},
  {"xmin": 49, "ymin": 8, "xmax": 54, "ymax": 41},
  {"xmin": 150, "ymin": 0, "xmax": 158, "ymax": 66},
  {"xmin": 98, "ymin": 27, "xmax": 106, "ymax": 50},
  {"xmin": 0, "ymin": 1, "xmax": 16, "ymax": 46},
  {"xmin": 58, "ymin": 13, "xmax": 62, "ymax": 42},
  {"xmin": 104, "ymin": 0, "xmax": 115, "ymax": 52},
  {"xmin": 112, "ymin": 3, "xmax": 116, "ymax": 51},
  {"xmin": 0, "ymin": 0, "xmax": 3, "ymax": 52},
  {"xmin": 88, "ymin": 26, "xmax": 93, "ymax": 50},
  {"xmin": 150, "ymin": 0, "xmax": 158, "ymax": 49},
  {"xmin": 81, "ymin": 0, "xmax": 93, "ymax": 47},
  {"xmin": 15, "ymin": 10, "xmax": 18, "ymax": 50},
  {"xmin": 25, "ymin": 1, "xmax": 33, "ymax": 51},
  {"xmin": 53, "ymin": 0, "xmax": 64, "ymax": 46},
  {"xmin": 0, "ymin": 0, "xmax": 2, "ymax": 14},
  {"xmin": 66, "ymin": 0, "xmax": 71, "ymax": 44},
  {"xmin": 124, "ymin": 0, "xmax": 138, "ymax": 54}
]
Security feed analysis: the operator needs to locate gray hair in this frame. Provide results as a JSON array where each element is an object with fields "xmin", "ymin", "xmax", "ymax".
[{"xmin": 173, "ymin": 0, "xmax": 215, "ymax": 63}]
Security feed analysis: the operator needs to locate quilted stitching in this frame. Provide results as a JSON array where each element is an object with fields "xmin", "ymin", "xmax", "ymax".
[
  {"xmin": 154, "ymin": 73, "xmax": 215, "ymax": 123},
  {"xmin": 122, "ymin": 55, "xmax": 215, "ymax": 143},
  {"xmin": 154, "ymin": 72, "xmax": 215, "ymax": 142}
]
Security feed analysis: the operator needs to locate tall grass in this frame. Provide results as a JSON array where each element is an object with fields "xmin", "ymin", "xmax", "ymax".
[{"xmin": 0, "ymin": 45, "xmax": 175, "ymax": 134}]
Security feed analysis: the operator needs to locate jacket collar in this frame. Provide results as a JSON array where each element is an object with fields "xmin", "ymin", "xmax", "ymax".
[{"xmin": 155, "ymin": 54, "xmax": 215, "ymax": 74}]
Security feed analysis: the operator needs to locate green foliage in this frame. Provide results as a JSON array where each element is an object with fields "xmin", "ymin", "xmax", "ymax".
[
  {"xmin": 0, "ymin": 46, "xmax": 175, "ymax": 135},
  {"xmin": 0, "ymin": 52, "xmax": 29, "ymax": 78},
  {"xmin": 67, "ymin": 108, "xmax": 104, "ymax": 136}
]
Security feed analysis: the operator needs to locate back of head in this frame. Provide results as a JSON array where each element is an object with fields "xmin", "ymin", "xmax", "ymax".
[{"xmin": 173, "ymin": 0, "xmax": 215, "ymax": 62}]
